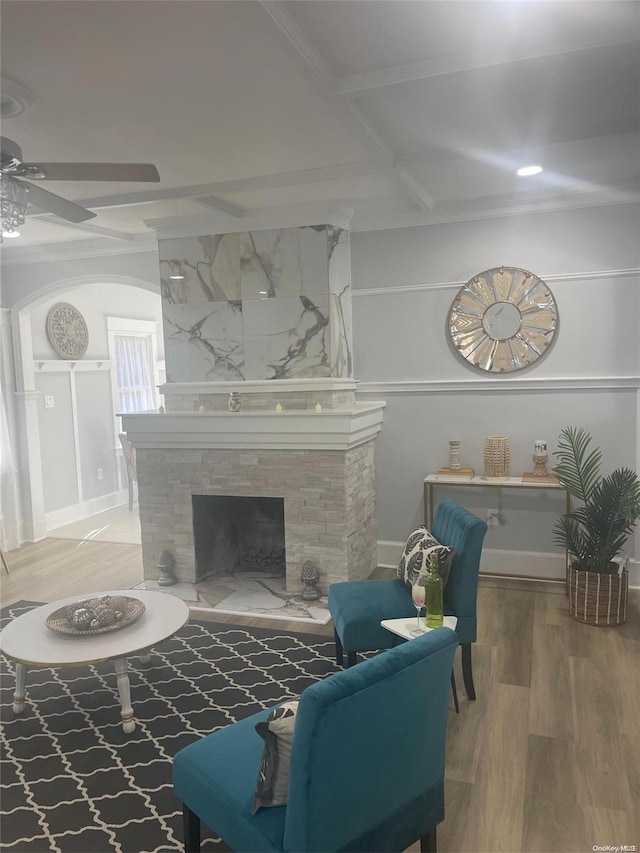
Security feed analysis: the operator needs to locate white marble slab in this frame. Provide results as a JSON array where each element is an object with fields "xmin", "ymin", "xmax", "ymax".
[
  {"xmin": 163, "ymin": 302, "xmax": 245, "ymax": 381},
  {"xmin": 203, "ymin": 574, "xmax": 331, "ymax": 625},
  {"xmin": 328, "ymin": 227, "xmax": 353, "ymax": 377},
  {"xmin": 160, "ymin": 234, "xmax": 241, "ymax": 303},
  {"xmin": 239, "ymin": 226, "xmax": 328, "ymax": 299},
  {"xmin": 242, "ymin": 294, "xmax": 330, "ymax": 379}
]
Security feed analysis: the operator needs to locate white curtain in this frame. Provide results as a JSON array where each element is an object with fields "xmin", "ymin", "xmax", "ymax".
[{"xmin": 115, "ymin": 335, "xmax": 156, "ymax": 413}]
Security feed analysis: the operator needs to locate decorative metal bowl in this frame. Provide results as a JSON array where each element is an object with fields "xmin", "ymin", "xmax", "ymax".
[{"xmin": 46, "ymin": 596, "xmax": 145, "ymax": 636}]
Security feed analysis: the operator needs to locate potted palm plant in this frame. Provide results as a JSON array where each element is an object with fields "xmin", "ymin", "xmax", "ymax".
[{"xmin": 552, "ymin": 426, "xmax": 640, "ymax": 625}]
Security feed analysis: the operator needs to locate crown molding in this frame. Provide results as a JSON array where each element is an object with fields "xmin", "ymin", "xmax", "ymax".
[
  {"xmin": 350, "ymin": 191, "xmax": 640, "ymax": 232},
  {"xmin": 145, "ymin": 203, "xmax": 355, "ymax": 239},
  {"xmin": 334, "ymin": 36, "xmax": 640, "ymax": 96},
  {"xmin": 0, "ymin": 234, "xmax": 158, "ymax": 266}
]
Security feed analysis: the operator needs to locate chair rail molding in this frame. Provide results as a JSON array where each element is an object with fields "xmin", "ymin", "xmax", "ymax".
[{"xmin": 358, "ymin": 376, "xmax": 640, "ymax": 394}]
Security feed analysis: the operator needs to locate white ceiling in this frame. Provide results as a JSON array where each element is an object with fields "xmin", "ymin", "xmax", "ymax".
[{"xmin": 1, "ymin": 0, "xmax": 639, "ymax": 255}]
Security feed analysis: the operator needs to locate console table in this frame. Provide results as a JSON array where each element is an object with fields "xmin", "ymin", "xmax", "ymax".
[{"xmin": 423, "ymin": 474, "xmax": 570, "ymax": 528}]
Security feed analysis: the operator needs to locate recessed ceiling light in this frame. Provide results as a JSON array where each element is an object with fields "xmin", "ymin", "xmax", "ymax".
[
  {"xmin": 2, "ymin": 229, "xmax": 21, "ymax": 238},
  {"xmin": 517, "ymin": 165, "xmax": 543, "ymax": 176},
  {"xmin": 169, "ymin": 274, "xmax": 185, "ymax": 280}
]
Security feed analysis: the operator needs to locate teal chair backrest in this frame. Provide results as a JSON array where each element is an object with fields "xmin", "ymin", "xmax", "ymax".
[
  {"xmin": 283, "ymin": 627, "xmax": 459, "ymax": 852},
  {"xmin": 432, "ymin": 500, "xmax": 487, "ymax": 645}
]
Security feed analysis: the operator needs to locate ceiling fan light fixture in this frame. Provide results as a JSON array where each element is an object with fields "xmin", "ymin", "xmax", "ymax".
[
  {"xmin": 0, "ymin": 176, "xmax": 28, "ymax": 243},
  {"xmin": 516, "ymin": 164, "xmax": 543, "ymax": 176}
]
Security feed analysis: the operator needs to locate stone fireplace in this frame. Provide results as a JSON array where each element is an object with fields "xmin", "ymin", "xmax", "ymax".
[
  {"xmin": 121, "ymin": 219, "xmax": 385, "ymax": 596},
  {"xmin": 121, "ymin": 389, "xmax": 385, "ymax": 591},
  {"xmin": 192, "ymin": 494, "xmax": 286, "ymax": 580}
]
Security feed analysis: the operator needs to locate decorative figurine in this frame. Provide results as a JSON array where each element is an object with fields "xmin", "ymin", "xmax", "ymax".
[
  {"xmin": 275, "ymin": 403, "xmax": 283, "ymax": 412},
  {"xmin": 300, "ymin": 560, "xmax": 322, "ymax": 601},
  {"xmin": 228, "ymin": 392, "xmax": 241, "ymax": 412},
  {"xmin": 315, "ymin": 403, "xmax": 322, "ymax": 412},
  {"xmin": 531, "ymin": 439, "xmax": 549, "ymax": 477},
  {"xmin": 198, "ymin": 404, "xmax": 206, "ymax": 413},
  {"xmin": 522, "ymin": 439, "xmax": 558, "ymax": 482},
  {"xmin": 157, "ymin": 549, "xmax": 178, "ymax": 586}
]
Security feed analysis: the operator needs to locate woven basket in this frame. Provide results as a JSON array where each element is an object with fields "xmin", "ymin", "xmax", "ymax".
[
  {"xmin": 567, "ymin": 565, "xmax": 628, "ymax": 625},
  {"xmin": 484, "ymin": 436, "xmax": 511, "ymax": 479}
]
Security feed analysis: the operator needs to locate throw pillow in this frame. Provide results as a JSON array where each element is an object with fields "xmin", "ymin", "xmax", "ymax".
[
  {"xmin": 251, "ymin": 700, "xmax": 298, "ymax": 813},
  {"xmin": 397, "ymin": 525, "xmax": 455, "ymax": 588}
]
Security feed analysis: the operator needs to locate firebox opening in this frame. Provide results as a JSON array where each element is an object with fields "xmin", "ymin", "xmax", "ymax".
[{"xmin": 192, "ymin": 495, "xmax": 286, "ymax": 582}]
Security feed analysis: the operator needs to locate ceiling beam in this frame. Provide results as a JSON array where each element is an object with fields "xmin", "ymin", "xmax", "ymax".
[
  {"xmin": 27, "ymin": 215, "xmax": 135, "ymax": 241},
  {"xmin": 258, "ymin": 1, "xmax": 435, "ymax": 211},
  {"xmin": 69, "ymin": 160, "xmax": 383, "ymax": 212},
  {"xmin": 334, "ymin": 36, "xmax": 640, "ymax": 96}
]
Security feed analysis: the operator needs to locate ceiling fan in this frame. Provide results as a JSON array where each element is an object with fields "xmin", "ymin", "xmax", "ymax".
[{"xmin": 0, "ymin": 136, "xmax": 160, "ymax": 235}]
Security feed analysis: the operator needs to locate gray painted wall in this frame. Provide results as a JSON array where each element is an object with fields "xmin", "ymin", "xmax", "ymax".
[
  {"xmin": 76, "ymin": 372, "xmax": 119, "ymax": 501},
  {"xmin": 350, "ymin": 202, "xmax": 640, "ymax": 565}
]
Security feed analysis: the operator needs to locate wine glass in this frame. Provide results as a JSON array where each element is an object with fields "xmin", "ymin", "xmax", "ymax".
[{"xmin": 410, "ymin": 578, "xmax": 426, "ymax": 636}]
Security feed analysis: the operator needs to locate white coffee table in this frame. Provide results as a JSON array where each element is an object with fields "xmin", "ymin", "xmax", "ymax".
[{"xmin": 0, "ymin": 590, "xmax": 190, "ymax": 733}]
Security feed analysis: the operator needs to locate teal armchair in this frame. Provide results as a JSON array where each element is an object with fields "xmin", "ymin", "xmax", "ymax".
[
  {"xmin": 328, "ymin": 500, "xmax": 487, "ymax": 700},
  {"xmin": 173, "ymin": 627, "xmax": 459, "ymax": 852}
]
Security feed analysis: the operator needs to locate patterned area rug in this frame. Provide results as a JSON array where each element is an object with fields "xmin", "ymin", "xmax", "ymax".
[{"xmin": 0, "ymin": 602, "xmax": 339, "ymax": 852}]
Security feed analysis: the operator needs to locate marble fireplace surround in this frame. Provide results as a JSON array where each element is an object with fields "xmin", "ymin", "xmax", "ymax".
[{"xmin": 121, "ymin": 387, "xmax": 385, "ymax": 592}]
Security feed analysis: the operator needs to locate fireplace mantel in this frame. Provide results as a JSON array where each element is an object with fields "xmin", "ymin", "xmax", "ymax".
[{"xmin": 120, "ymin": 402, "xmax": 385, "ymax": 451}]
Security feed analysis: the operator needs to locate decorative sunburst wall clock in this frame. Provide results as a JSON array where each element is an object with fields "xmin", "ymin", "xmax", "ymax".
[{"xmin": 447, "ymin": 266, "xmax": 558, "ymax": 373}]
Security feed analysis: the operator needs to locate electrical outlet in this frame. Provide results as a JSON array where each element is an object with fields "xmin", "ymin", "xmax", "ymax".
[
  {"xmin": 97, "ymin": 468, "xmax": 103, "ymax": 480},
  {"xmin": 486, "ymin": 508, "xmax": 501, "ymax": 527},
  {"xmin": 44, "ymin": 395, "xmax": 55, "ymax": 408}
]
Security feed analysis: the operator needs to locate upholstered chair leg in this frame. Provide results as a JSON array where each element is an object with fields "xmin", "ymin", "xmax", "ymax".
[
  {"xmin": 183, "ymin": 804, "xmax": 201, "ymax": 853},
  {"xmin": 450, "ymin": 671, "xmax": 459, "ymax": 714},
  {"xmin": 347, "ymin": 651, "xmax": 358, "ymax": 668},
  {"xmin": 461, "ymin": 643, "xmax": 476, "ymax": 700},
  {"xmin": 334, "ymin": 628, "xmax": 344, "ymax": 667},
  {"xmin": 420, "ymin": 826, "xmax": 437, "ymax": 852}
]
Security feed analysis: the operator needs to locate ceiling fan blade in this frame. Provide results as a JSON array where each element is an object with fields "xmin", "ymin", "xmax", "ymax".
[
  {"xmin": 23, "ymin": 162, "xmax": 160, "ymax": 182},
  {"xmin": 21, "ymin": 180, "xmax": 97, "ymax": 223}
]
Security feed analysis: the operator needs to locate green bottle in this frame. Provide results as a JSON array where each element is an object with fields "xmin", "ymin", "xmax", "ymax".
[{"xmin": 425, "ymin": 554, "xmax": 444, "ymax": 629}]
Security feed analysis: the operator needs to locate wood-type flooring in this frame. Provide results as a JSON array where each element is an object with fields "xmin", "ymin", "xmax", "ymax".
[{"xmin": 1, "ymin": 538, "xmax": 639, "ymax": 853}]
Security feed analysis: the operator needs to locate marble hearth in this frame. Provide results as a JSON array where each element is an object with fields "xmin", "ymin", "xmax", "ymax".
[{"xmin": 121, "ymin": 394, "xmax": 385, "ymax": 593}]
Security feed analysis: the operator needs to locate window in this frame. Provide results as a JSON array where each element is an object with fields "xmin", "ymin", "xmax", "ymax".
[
  {"xmin": 114, "ymin": 335, "xmax": 155, "ymax": 413},
  {"xmin": 107, "ymin": 318, "xmax": 163, "ymax": 443}
]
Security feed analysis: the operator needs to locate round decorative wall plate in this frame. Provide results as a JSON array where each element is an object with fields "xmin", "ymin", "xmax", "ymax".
[
  {"xmin": 46, "ymin": 302, "xmax": 89, "ymax": 359},
  {"xmin": 447, "ymin": 266, "xmax": 558, "ymax": 373}
]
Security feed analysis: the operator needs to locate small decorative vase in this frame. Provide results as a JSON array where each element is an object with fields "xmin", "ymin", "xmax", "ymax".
[
  {"xmin": 228, "ymin": 392, "xmax": 241, "ymax": 412},
  {"xmin": 484, "ymin": 436, "xmax": 511, "ymax": 480},
  {"xmin": 448, "ymin": 441, "xmax": 461, "ymax": 470}
]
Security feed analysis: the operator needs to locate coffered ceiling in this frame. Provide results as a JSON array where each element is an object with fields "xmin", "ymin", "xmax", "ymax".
[{"xmin": 1, "ymin": 0, "xmax": 639, "ymax": 256}]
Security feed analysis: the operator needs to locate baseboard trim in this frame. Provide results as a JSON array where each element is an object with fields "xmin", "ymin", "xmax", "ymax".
[
  {"xmin": 45, "ymin": 490, "xmax": 128, "ymax": 532},
  {"xmin": 377, "ymin": 541, "xmax": 640, "ymax": 589}
]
